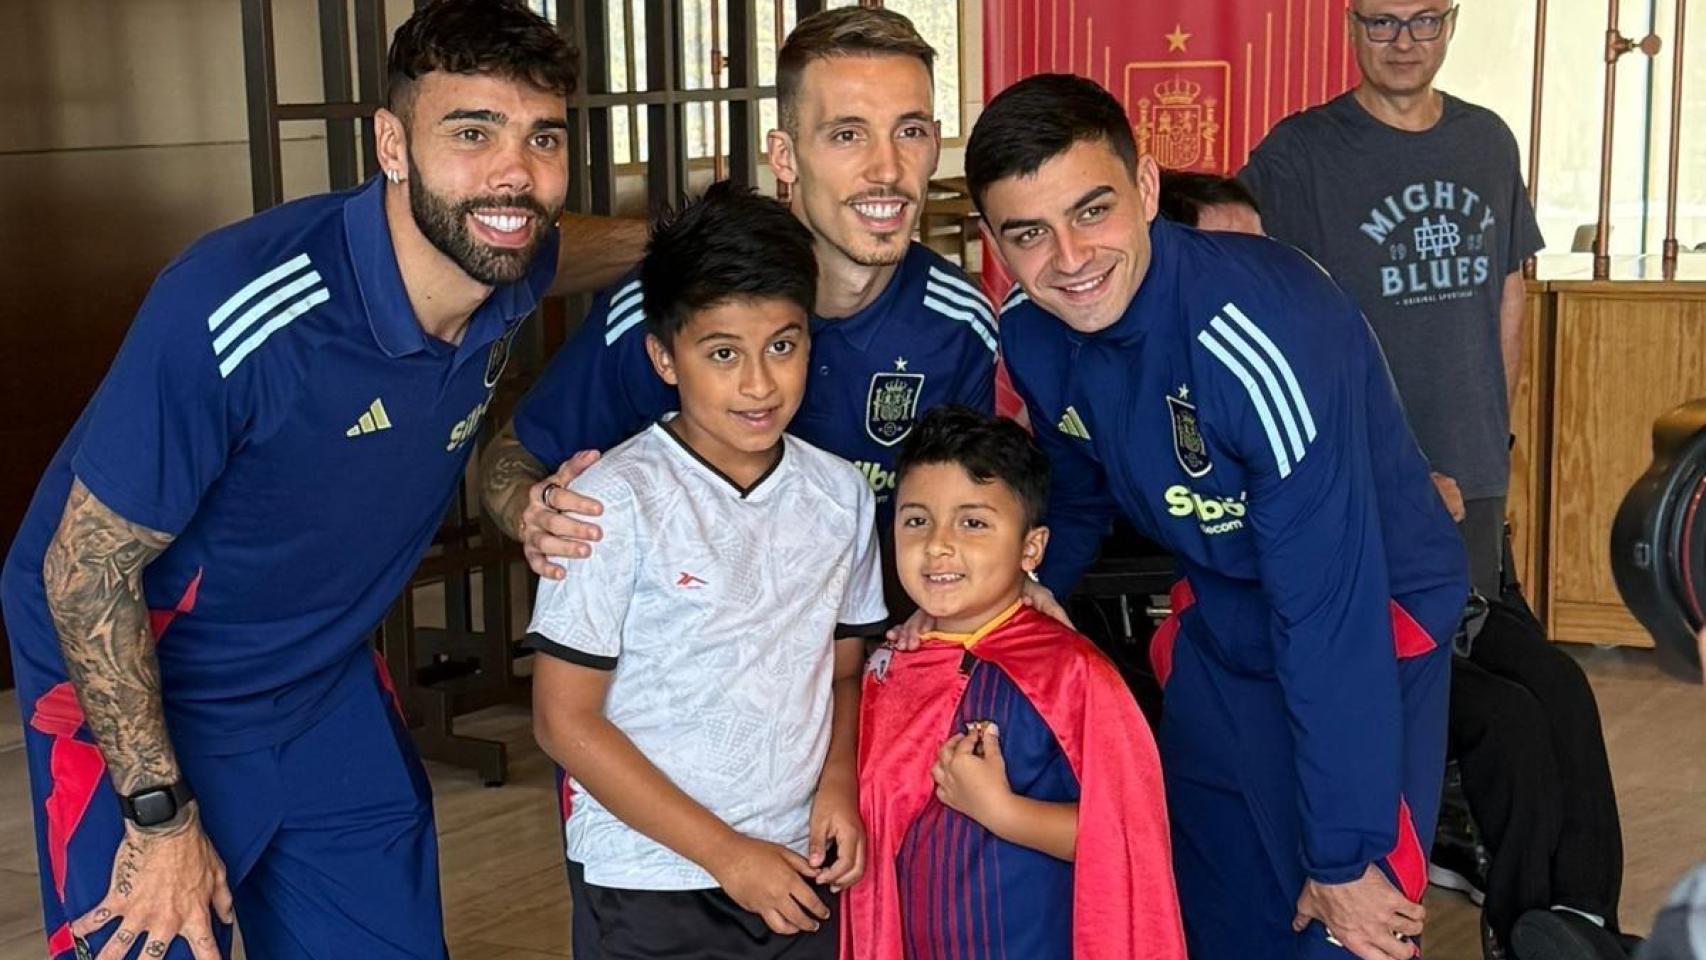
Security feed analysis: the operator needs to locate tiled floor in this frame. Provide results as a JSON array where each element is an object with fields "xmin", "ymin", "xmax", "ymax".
[{"xmin": 3, "ymin": 643, "xmax": 1702, "ymax": 959}]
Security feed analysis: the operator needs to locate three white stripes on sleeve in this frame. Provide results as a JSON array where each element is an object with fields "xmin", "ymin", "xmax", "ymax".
[
  {"xmin": 1197, "ymin": 302, "xmax": 1317, "ymax": 479},
  {"xmin": 207, "ymin": 253, "xmax": 329, "ymax": 378}
]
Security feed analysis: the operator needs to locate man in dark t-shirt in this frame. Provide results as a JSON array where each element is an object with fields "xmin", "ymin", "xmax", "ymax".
[
  {"xmin": 1240, "ymin": 3, "xmax": 1541, "ymax": 602},
  {"xmin": 1242, "ymin": 5, "xmax": 1636, "ymax": 960}
]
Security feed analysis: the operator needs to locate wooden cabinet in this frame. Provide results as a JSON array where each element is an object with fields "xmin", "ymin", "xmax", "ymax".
[
  {"xmin": 1545, "ymin": 280, "xmax": 1706, "ymax": 645},
  {"xmin": 1513, "ymin": 258, "xmax": 1706, "ymax": 646}
]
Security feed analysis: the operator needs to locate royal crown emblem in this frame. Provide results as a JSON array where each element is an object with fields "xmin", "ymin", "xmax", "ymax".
[
  {"xmin": 865, "ymin": 360, "xmax": 925, "ymax": 447},
  {"xmin": 1137, "ymin": 77, "xmax": 1221, "ymax": 171},
  {"xmin": 1153, "ymin": 77, "xmax": 1203, "ymax": 105}
]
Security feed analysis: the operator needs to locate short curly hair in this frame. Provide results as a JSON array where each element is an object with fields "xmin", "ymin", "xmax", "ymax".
[{"xmin": 386, "ymin": 0, "xmax": 578, "ymax": 120}]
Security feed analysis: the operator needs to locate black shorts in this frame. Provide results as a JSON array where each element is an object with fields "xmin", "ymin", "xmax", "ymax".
[{"xmin": 568, "ymin": 860, "xmax": 839, "ymax": 960}]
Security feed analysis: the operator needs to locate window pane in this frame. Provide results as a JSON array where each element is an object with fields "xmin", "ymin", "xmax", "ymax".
[
  {"xmin": 679, "ymin": 0, "xmax": 730, "ymax": 92},
  {"xmin": 883, "ymin": 0, "xmax": 962, "ymax": 140},
  {"xmin": 1644, "ymin": 0, "xmax": 1706, "ymax": 253},
  {"xmin": 685, "ymin": 100, "xmax": 731, "ymax": 162},
  {"xmin": 610, "ymin": 106, "xmax": 632, "ymax": 166},
  {"xmin": 604, "ymin": 0, "xmax": 630, "ymax": 93},
  {"xmin": 759, "ymin": 96, "xmax": 778, "ymax": 150},
  {"xmin": 630, "ymin": 0, "xmax": 649, "ymax": 92},
  {"xmin": 754, "ymin": 0, "xmax": 798, "ymax": 88}
]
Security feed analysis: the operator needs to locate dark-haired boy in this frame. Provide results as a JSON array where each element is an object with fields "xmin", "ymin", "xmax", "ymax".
[
  {"xmin": 1, "ymin": 1, "xmax": 573, "ymax": 957},
  {"xmin": 526, "ymin": 182, "xmax": 885, "ymax": 960},
  {"xmin": 845, "ymin": 406, "xmax": 1186, "ymax": 960}
]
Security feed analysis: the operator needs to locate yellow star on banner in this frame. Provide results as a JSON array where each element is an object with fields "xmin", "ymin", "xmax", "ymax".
[{"xmin": 1165, "ymin": 24, "xmax": 1192, "ymax": 52}]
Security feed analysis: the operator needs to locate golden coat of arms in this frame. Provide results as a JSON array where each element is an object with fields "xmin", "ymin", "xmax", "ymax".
[{"xmin": 1136, "ymin": 77, "xmax": 1221, "ymax": 171}]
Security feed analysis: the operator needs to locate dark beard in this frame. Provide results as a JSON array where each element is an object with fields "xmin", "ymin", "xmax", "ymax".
[{"xmin": 406, "ymin": 156, "xmax": 559, "ymax": 286}]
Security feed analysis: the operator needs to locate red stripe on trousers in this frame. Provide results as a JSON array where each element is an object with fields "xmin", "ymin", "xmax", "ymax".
[
  {"xmin": 31, "ymin": 684, "xmax": 106, "ymax": 903},
  {"xmin": 1149, "ymin": 580, "xmax": 1197, "ymax": 687},
  {"xmin": 370, "ymin": 649, "xmax": 405, "ymax": 720},
  {"xmin": 1389, "ymin": 601, "xmax": 1438, "ymax": 659},
  {"xmin": 1388, "ymin": 796, "xmax": 1429, "ymax": 903},
  {"xmin": 47, "ymin": 922, "xmax": 75, "ymax": 957}
]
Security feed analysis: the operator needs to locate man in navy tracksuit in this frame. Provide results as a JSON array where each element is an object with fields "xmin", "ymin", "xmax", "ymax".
[{"xmin": 965, "ymin": 74, "xmax": 1468, "ymax": 960}]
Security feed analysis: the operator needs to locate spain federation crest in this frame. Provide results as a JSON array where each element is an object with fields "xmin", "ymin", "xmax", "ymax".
[
  {"xmin": 484, "ymin": 323, "xmax": 519, "ymax": 388},
  {"xmin": 866, "ymin": 361, "xmax": 924, "ymax": 447},
  {"xmin": 1167, "ymin": 392, "xmax": 1212, "ymax": 477}
]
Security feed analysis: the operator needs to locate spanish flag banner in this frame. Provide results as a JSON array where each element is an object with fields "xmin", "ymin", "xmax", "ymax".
[{"xmin": 982, "ymin": 0, "xmax": 1361, "ymax": 417}]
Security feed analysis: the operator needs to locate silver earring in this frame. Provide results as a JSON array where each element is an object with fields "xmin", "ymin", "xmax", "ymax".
[{"xmin": 385, "ymin": 168, "xmax": 401, "ymax": 184}]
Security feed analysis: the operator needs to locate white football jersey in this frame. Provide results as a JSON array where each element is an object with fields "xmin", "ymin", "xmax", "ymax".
[{"xmin": 527, "ymin": 419, "xmax": 887, "ymax": 890}]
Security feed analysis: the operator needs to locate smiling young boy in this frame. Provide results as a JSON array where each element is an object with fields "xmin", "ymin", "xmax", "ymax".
[
  {"xmin": 525, "ymin": 182, "xmax": 886, "ymax": 959},
  {"xmin": 844, "ymin": 406, "xmax": 1186, "ymax": 960}
]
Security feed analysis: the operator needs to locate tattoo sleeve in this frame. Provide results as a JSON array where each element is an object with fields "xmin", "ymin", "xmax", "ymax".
[
  {"xmin": 41, "ymin": 479, "xmax": 184, "ymax": 827},
  {"xmin": 479, "ymin": 419, "xmax": 547, "ymax": 542}
]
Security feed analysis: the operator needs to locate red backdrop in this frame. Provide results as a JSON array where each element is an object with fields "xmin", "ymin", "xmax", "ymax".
[{"xmin": 979, "ymin": 0, "xmax": 1361, "ymax": 418}]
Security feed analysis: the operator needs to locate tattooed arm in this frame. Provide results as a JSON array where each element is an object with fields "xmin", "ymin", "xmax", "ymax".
[
  {"xmin": 43, "ymin": 479, "xmax": 233, "ymax": 960},
  {"xmin": 479, "ymin": 420, "xmax": 605, "ymax": 581},
  {"xmin": 480, "ymin": 421, "xmax": 550, "ymax": 543},
  {"xmin": 44, "ymin": 479, "xmax": 180, "ymax": 800}
]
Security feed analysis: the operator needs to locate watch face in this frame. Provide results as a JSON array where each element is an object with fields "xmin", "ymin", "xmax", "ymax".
[{"xmin": 130, "ymin": 789, "xmax": 177, "ymax": 826}]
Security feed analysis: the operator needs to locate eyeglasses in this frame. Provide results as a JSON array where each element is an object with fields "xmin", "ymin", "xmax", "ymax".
[{"xmin": 1351, "ymin": 5, "xmax": 1458, "ymax": 43}]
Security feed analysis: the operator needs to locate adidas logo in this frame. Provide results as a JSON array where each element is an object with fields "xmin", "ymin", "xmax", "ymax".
[
  {"xmin": 1057, "ymin": 406, "xmax": 1091, "ymax": 440},
  {"xmin": 345, "ymin": 398, "xmax": 393, "ymax": 437}
]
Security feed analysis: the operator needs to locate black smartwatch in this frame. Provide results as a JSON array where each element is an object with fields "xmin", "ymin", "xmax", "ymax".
[{"xmin": 119, "ymin": 781, "xmax": 194, "ymax": 828}]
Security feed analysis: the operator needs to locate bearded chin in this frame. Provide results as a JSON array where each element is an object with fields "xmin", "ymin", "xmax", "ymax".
[{"xmin": 405, "ymin": 159, "xmax": 556, "ymax": 286}]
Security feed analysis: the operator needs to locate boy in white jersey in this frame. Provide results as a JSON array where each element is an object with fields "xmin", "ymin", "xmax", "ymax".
[{"xmin": 526, "ymin": 181, "xmax": 885, "ymax": 959}]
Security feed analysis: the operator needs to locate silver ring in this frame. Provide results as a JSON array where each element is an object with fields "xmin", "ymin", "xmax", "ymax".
[{"xmin": 540, "ymin": 482, "xmax": 560, "ymax": 511}]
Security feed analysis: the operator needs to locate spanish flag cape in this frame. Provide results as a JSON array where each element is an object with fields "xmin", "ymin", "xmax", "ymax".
[{"xmin": 842, "ymin": 603, "xmax": 1187, "ymax": 959}]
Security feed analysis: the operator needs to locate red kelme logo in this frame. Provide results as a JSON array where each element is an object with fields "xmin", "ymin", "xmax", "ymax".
[{"xmin": 676, "ymin": 572, "xmax": 708, "ymax": 588}]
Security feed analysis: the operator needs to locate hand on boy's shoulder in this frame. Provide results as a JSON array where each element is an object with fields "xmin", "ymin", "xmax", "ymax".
[
  {"xmin": 523, "ymin": 449, "xmax": 607, "ymax": 580},
  {"xmin": 883, "ymin": 579, "xmax": 1074, "ymax": 652},
  {"xmin": 1019, "ymin": 578, "xmax": 1074, "ymax": 631}
]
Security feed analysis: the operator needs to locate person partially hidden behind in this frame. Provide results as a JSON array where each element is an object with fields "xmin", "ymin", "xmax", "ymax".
[
  {"xmin": 845, "ymin": 406, "xmax": 1186, "ymax": 960},
  {"xmin": 525, "ymin": 182, "xmax": 887, "ymax": 960},
  {"xmin": 1157, "ymin": 169, "xmax": 1265, "ymax": 236}
]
